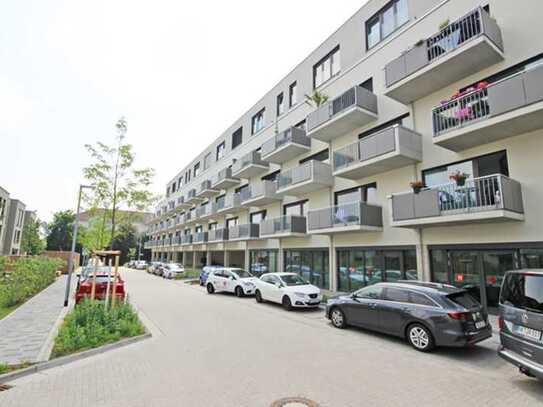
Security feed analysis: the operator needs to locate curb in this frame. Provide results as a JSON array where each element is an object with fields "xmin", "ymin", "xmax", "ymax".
[{"xmin": 0, "ymin": 331, "xmax": 152, "ymax": 384}]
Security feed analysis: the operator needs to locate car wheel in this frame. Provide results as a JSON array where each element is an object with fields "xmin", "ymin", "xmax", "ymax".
[
  {"xmin": 255, "ymin": 290, "xmax": 263, "ymax": 303},
  {"xmin": 407, "ymin": 323, "xmax": 434, "ymax": 352},
  {"xmin": 282, "ymin": 296, "xmax": 293, "ymax": 311},
  {"xmin": 330, "ymin": 307, "xmax": 346, "ymax": 329},
  {"xmin": 235, "ymin": 286, "xmax": 244, "ymax": 298},
  {"xmin": 206, "ymin": 283, "xmax": 215, "ymax": 294}
]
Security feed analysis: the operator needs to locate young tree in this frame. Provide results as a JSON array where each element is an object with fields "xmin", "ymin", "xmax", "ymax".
[
  {"xmin": 79, "ymin": 216, "xmax": 112, "ymax": 252},
  {"xmin": 83, "ymin": 117, "xmax": 155, "ymax": 247},
  {"xmin": 304, "ymin": 90, "xmax": 329, "ymax": 108},
  {"xmin": 20, "ymin": 219, "xmax": 45, "ymax": 255},
  {"xmin": 45, "ymin": 210, "xmax": 82, "ymax": 251},
  {"xmin": 110, "ymin": 224, "xmax": 138, "ymax": 265}
]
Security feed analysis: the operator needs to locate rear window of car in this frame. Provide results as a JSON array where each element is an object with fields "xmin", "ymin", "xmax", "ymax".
[
  {"xmin": 500, "ymin": 273, "xmax": 543, "ymax": 314},
  {"xmin": 447, "ymin": 292, "xmax": 480, "ymax": 309}
]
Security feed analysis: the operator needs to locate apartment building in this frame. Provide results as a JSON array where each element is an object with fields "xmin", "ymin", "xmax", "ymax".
[
  {"xmin": 3, "ymin": 199, "xmax": 26, "ymax": 255},
  {"xmin": 146, "ymin": 0, "xmax": 543, "ymax": 312},
  {"xmin": 0, "ymin": 187, "xmax": 11, "ymax": 254}
]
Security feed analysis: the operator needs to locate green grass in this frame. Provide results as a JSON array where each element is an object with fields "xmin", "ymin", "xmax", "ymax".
[
  {"xmin": 0, "ymin": 303, "xmax": 20, "ymax": 321},
  {"xmin": 52, "ymin": 300, "xmax": 145, "ymax": 358},
  {"xmin": 0, "ymin": 363, "xmax": 8, "ymax": 375},
  {"xmin": 174, "ymin": 268, "xmax": 201, "ymax": 280}
]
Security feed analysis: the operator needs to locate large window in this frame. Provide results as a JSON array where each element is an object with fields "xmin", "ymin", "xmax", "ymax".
[
  {"xmin": 226, "ymin": 217, "xmax": 238, "ymax": 229},
  {"xmin": 250, "ymin": 210, "xmax": 266, "ymax": 224},
  {"xmin": 337, "ymin": 248, "xmax": 417, "ymax": 292},
  {"xmin": 366, "ymin": 0, "xmax": 408, "ymax": 49},
  {"xmin": 250, "ymin": 250, "xmax": 278, "ymax": 276},
  {"xmin": 284, "ymin": 250, "xmax": 329, "ymax": 289},
  {"xmin": 313, "ymin": 47, "xmax": 340, "ymax": 88},
  {"xmin": 262, "ymin": 170, "xmax": 280, "ymax": 183},
  {"xmin": 299, "ymin": 148, "xmax": 329, "ymax": 164},
  {"xmin": 252, "ymin": 108, "xmax": 265, "ymax": 134},
  {"xmin": 216, "ymin": 141, "xmax": 226, "ymax": 161},
  {"xmin": 283, "ymin": 200, "xmax": 308, "ymax": 216},
  {"xmin": 193, "ymin": 162, "xmax": 201, "ymax": 178},
  {"xmin": 276, "ymin": 92, "xmax": 285, "ymax": 116},
  {"xmin": 232, "ymin": 127, "xmax": 243, "ymax": 150},
  {"xmin": 204, "ymin": 153, "xmax": 212, "ymax": 170},
  {"xmin": 335, "ymin": 183, "xmax": 378, "ymax": 206},
  {"xmin": 289, "ymin": 81, "xmax": 298, "ymax": 107}
]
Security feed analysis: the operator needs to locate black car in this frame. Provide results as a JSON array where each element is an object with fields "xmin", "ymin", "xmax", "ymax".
[
  {"xmin": 498, "ymin": 270, "xmax": 543, "ymax": 380},
  {"xmin": 325, "ymin": 281, "xmax": 492, "ymax": 352}
]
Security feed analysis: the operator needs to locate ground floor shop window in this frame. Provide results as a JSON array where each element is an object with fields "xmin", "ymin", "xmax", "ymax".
[
  {"xmin": 249, "ymin": 250, "xmax": 278, "ymax": 276},
  {"xmin": 336, "ymin": 248, "xmax": 417, "ymax": 292},
  {"xmin": 284, "ymin": 250, "xmax": 329, "ymax": 290},
  {"xmin": 430, "ymin": 245, "xmax": 543, "ymax": 312}
]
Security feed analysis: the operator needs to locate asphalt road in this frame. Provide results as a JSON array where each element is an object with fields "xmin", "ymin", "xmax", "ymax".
[{"xmin": 1, "ymin": 270, "xmax": 542, "ymax": 407}]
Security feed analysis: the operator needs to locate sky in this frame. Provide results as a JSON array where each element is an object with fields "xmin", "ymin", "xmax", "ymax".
[{"xmin": 0, "ymin": 0, "xmax": 366, "ymax": 222}]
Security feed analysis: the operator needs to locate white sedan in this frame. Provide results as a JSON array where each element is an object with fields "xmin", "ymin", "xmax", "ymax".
[
  {"xmin": 254, "ymin": 273, "xmax": 322, "ymax": 310},
  {"xmin": 206, "ymin": 268, "xmax": 259, "ymax": 297},
  {"xmin": 162, "ymin": 263, "xmax": 185, "ymax": 279}
]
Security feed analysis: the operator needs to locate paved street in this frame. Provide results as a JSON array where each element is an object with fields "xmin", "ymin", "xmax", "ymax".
[
  {"xmin": 0, "ymin": 276, "xmax": 71, "ymax": 365},
  {"xmin": 1, "ymin": 270, "xmax": 542, "ymax": 407}
]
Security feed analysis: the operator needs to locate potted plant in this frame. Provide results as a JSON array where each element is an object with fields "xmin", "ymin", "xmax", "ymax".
[
  {"xmin": 410, "ymin": 180, "xmax": 425, "ymax": 194},
  {"xmin": 449, "ymin": 170, "xmax": 469, "ymax": 186}
]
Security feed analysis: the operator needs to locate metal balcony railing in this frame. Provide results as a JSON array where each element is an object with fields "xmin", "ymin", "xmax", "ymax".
[
  {"xmin": 231, "ymin": 151, "xmax": 268, "ymax": 174},
  {"xmin": 208, "ymin": 228, "xmax": 228, "ymax": 242},
  {"xmin": 192, "ymin": 232, "xmax": 208, "ymax": 244},
  {"xmin": 261, "ymin": 127, "xmax": 310, "ymax": 157},
  {"xmin": 196, "ymin": 204, "xmax": 214, "ymax": 218},
  {"xmin": 260, "ymin": 216, "xmax": 307, "ymax": 236},
  {"xmin": 229, "ymin": 224, "xmax": 260, "ymax": 240},
  {"xmin": 307, "ymin": 201, "xmax": 383, "ymax": 231},
  {"xmin": 216, "ymin": 194, "xmax": 242, "ymax": 212},
  {"xmin": 181, "ymin": 235, "xmax": 192, "ymax": 245},
  {"xmin": 240, "ymin": 181, "xmax": 277, "ymax": 203}
]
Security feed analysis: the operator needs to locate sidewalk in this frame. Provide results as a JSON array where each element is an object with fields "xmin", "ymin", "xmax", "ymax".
[{"xmin": 0, "ymin": 276, "xmax": 73, "ymax": 365}]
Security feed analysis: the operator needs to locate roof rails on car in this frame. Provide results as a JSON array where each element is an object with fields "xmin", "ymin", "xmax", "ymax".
[{"xmin": 396, "ymin": 280, "xmax": 457, "ymax": 290}]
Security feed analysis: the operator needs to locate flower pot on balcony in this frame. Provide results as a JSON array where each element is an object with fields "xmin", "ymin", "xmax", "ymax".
[
  {"xmin": 412, "ymin": 186, "xmax": 422, "ymax": 194},
  {"xmin": 455, "ymin": 178, "xmax": 466, "ymax": 187}
]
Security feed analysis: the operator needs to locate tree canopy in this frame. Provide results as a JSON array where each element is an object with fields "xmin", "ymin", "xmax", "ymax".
[{"xmin": 21, "ymin": 218, "xmax": 45, "ymax": 255}]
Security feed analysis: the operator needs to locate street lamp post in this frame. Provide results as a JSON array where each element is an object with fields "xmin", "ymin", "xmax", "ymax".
[{"xmin": 63, "ymin": 184, "xmax": 92, "ymax": 307}]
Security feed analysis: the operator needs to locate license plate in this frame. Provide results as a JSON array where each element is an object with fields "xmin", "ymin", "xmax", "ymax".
[
  {"xmin": 515, "ymin": 325, "xmax": 542, "ymax": 341},
  {"xmin": 475, "ymin": 321, "xmax": 486, "ymax": 329}
]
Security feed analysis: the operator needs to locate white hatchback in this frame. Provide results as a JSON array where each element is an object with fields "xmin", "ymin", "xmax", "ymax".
[
  {"xmin": 206, "ymin": 268, "xmax": 259, "ymax": 297},
  {"xmin": 254, "ymin": 273, "xmax": 322, "ymax": 310}
]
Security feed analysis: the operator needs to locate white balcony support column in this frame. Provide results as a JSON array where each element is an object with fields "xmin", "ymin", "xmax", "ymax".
[
  {"xmin": 192, "ymin": 251, "xmax": 196, "ymax": 271},
  {"xmin": 277, "ymin": 239, "xmax": 284, "ymax": 274},
  {"xmin": 224, "ymin": 250, "xmax": 230, "ymax": 267},
  {"xmin": 206, "ymin": 250, "xmax": 211, "ymax": 267},
  {"xmin": 329, "ymin": 235, "xmax": 337, "ymax": 292},
  {"xmin": 244, "ymin": 243, "xmax": 250, "ymax": 271}
]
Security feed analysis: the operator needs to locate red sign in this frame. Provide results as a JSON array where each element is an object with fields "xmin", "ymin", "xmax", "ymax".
[{"xmin": 455, "ymin": 274, "xmax": 465, "ymax": 283}]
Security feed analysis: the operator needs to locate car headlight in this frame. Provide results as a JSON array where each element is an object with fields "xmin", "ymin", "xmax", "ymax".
[{"xmin": 294, "ymin": 292, "xmax": 306, "ymax": 298}]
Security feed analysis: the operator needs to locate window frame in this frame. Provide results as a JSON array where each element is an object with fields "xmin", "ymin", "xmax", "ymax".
[
  {"xmin": 289, "ymin": 81, "xmax": 298, "ymax": 107},
  {"xmin": 313, "ymin": 46, "xmax": 341, "ymax": 89},
  {"xmin": 283, "ymin": 200, "xmax": 309, "ymax": 216},
  {"xmin": 232, "ymin": 127, "xmax": 243, "ymax": 150},
  {"xmin": 250, "ymin": 210, "xmax": 267, "ymax": 224},
  {"xmin": 276, "ymin": 92, "xmax": 285, "ymax": 117},
  {"xmin": 251, "ymin": 108, "xmax": 266, "ymax": 135},
  {"xmin": 365, "ymin": 0, "xmax": 409, "ymax": 50}
]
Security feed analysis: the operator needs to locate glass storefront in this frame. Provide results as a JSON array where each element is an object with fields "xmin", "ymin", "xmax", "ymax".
[
  {"xmin": 284, "ymin": 250, "xmax": 329, "ymax": 290},
  {"xmin": 430, "ymin": 247, "xmax": 543, "ymax": 312},
  {"xmin": 336, "ymin": 248, "xmax": 417, "ymax": 292},
  {"xmin": 249, "ymin": 250, "xmax": 278, "ymax": 276}
]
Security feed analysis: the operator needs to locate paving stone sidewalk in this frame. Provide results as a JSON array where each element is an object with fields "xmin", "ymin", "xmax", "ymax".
[{"xmin": 0, "ymin": 276, "xmax": 72, "ymax": 365}]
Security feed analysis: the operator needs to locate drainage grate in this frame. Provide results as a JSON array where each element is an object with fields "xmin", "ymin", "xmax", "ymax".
[
  {"xmin": 0, "ymin": 384, "xmax": 13, "ymax": 392},
  {"xmin": 270, "ymin": 397, "xmax": 320, "ymax": 407}
]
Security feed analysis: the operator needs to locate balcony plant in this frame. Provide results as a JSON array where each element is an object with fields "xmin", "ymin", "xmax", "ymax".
[
  {"xmin": 449, "ymin": 170, "xmax": 469, "ymax": 187},
  {"xmin": 305, "ymin": 90, "xmax": 329, "ymax": 108},
  {"xmin": 410, "ymin": 180, "xmax": 425, "ymax": 194}
]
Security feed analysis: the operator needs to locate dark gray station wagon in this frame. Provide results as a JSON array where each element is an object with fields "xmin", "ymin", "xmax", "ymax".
[
  {"xmin": 326, "ymin": 281, "xmax": 492, "ymax": 352},
  {"xmin": 499, "ymin": 270, "xmax": 543, "ymax": 380}
]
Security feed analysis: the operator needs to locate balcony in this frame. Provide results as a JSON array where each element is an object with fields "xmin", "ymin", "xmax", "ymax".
[
  {"xmin": 172, "ymin": 237, "xmax": 181, "ymax": 246},
  {"xmin": 390, "ymin": 175, "xmax": 524, "ymax": 228},
  {"xmin": 307, "ymin": 202, "xmax": 383, "ymax": 234},
  {"xmin": 181, "ymin": 235, "xmax": 193, "ymax": 246},
  {"xmin": 231, "ymin": 151, "xmax": 269, "ymax": 179},
  {"xmin": 186, "ymin": 189, "xmax": 204, "ymax": 205},
  {"xmin": 215, "ymin": 194, "xmax": 244, "ymax": 215},
  {"xmin": 384, "ymin": 7, "xmax": 504, "ymax": 104},
  {"xmin": 208, "ymin": 228, "xmax": 229, "ymax": 243},
  {"xmin": 212, "ymin": 168, "xmax": 240, "ymax": 190},
  {"xmin": 333, "ymin": 125, "xmax": 422, "ymax": 179},
  {"xmin": 192, "ymin": 232, "xmax": 208, "ymax": 245},
  {"xmin": 261, "ymin": 127, "xmax": 311, "ymax": 164},
  {"xmin": 196, "ymin": 203, "xmax": 215, "ymax": 221},
  {"xmin": 260, "ymin": 216, "xmax": 307, "ymax": 238},
  {"xmin": 176, "ymin": 196, "xmax": 192, "ymax": 210},
  {"xmin": 276, "ymin": 161, "xmax": 333, "ymax": 196},
  {"xmin": 228, "ymin": 224, "xmax": 260, "ymax": 241},
  {"xmin": 307, "ymin": 86, "xmax": 378, "ymax": 142},
  {"xmin": 197, "ymin": 180, "xmax": 220, "ymax": 199},
  {"xmin": 240, "ymin": 181, "xmax": 281, "ymax": 207},
  {"xmin": 432, "ymin": 64, "xmax": 543, "ymax": 151},
  {"xmin": 183, "ymin": 211, "xmax": 196, "ymax": 225}
]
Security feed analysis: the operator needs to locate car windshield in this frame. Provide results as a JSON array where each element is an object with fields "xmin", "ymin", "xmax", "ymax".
[
  {"xmin": 280, "ymin": 274, "xmax": 308, "ymax": 286},
  {"xmin": 447, "ymin": 291, "xmax": 480, "ymax": 309},
  {"xmin": 232, "ymin": 269, "xmax": 253, "ymax": 279},
  {"xmin": 169, "ymin": 264, "xmax": 183, "ymax": 269},
  {"xmin": 500, "ymin": 273, "xmax": 543, "ymax": 314}
]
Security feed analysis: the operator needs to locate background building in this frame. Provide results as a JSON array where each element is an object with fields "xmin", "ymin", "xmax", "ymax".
[
  {"xmin": 146, "ymin": 0, "xmax": 543, "ymax": 313},
  {"xmin": 0, "ymin": 187, "xmax": 11, "ymax": 254},
  {"xmin": 2, "ymin": 199, "xmax": 26, "ymax": 255}
]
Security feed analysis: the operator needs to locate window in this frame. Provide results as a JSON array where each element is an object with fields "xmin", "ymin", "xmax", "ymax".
[
  {"xmin": 289, "ymin": 82, "xmax": 297, "ymax": 107},
  {"xmin": 358, "ymin": 113, "xmax": 409, "ymax": 140},
  {"xmin": 216, "ymin": 142, "xmax": 226, "ymax": 161},
  {"xmin": 276, "ymin": 92, "xmax": 285, "ymax": 116},
  {"xmin": 383, "ymin": 287, "xmax": 410, "ymax": 303},
  {"xmin": 185, "ymin": 170, "xmax": 191, "ymax": 183},
  {"xmin": 208, "ymin": 222, "xmax": 217, "ymax": 231},
  {"xmin": 195, "ymin": 225, "xmax": 203, "ymax": 233},
  {"xmin": 283, "ymin": 200, "xmax": 308, "ymax": 216},
  {"xmin": 313, "ymin": 47, "xmax": 340, "ymax": 88},
  {"xmin": 500, "ymin": 273, "xmax": 543, "ymax": 314},
  {"xmin": 355, "ymin": 286, "xmax": 382, "ymax": 299},
  {"xmin": 295, "ymin": 119, "xmax": 306, "ymax": 131},
  {"xmin": 262, "ymin": 170, "xmax": 280, "ymax": 183},
  {"xmin": 166, "ymin": 186, "xmax": 171, "ymax": 197},
  {"xmin": 232, "ymin": 127, "xmax": 243, "ymax": 150},
  {"xmin": 250, "ymin": 250, "xmax": 278, "ymax": 276},
  {"xmin": 334, "ymin": 183, "xmax": 378, "ymax": 206},
  {"xmin": 226, "ymin": 217, "xmax": 238, "ymax": 229},
  {"xmin": 177, "ymin": 177, "xmax": 182, "ymax": 190},
  {"xmin": 250, "ymin": 210, "xmax": 266, "ymax": 224},
  {"xmin": 366, "ymin": 0, "xmax": 408, "ymax": 49},
  {"xmin": 251, "ymin": 108, "xmax": 265, "ymax": 134},
  {"xmin": 409, "ymin": 292, "xmax": 437, "ymax": 307},
  {"xmin": 299, "ymin": 148, "xmax": 329, "ymax": 164},
  {"xmin": 193, "ymin": 162, "xmax": 201, "ymax": 178},
  {"xmin": 360, "ymin": 77, "xmax": 374, "ymax": 93},
  {"xmin": 204, "ymin": 153, "xmax": 212, "ymax": 170},
  {"xmin": 284, "ymin": 250, "xmax": 329, "ymax": 289}
]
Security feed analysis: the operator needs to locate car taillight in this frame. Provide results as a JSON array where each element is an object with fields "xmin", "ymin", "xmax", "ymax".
[
  {"xmin": 498, "ymin": 316, "xmax": 504, "ymax": 331},
  {"xmin": 448, "ymin": 312, "xmax": 470, "ymax": 321}
]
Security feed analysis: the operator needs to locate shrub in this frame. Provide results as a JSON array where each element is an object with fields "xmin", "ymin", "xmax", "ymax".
[
  {"xmin": 53, "ymin": 300, "xmax": 145, "ymax": 357},
  {"xmin": 0, "ymin": 256, "xmax": 64, "ymax": 308},
  {"xmin": 0, "ymin": 363, "xmax": 8, "ymax": 374}
]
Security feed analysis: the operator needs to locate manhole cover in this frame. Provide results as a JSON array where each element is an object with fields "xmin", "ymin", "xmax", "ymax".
[{"xmin": 270, "ymin": 397, "xmax": 320, "ymax": 407}]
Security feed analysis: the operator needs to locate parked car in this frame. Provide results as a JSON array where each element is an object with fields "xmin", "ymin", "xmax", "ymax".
[
  {"xmin": 154, "ymin": 264, "xmax": 166, "ymax": 277},
  {"xmin": 326, "ymin": 281, "xmax": 491, "ymax": 352},
  {"xmin": 200, "ymin": 265, "xmax": 221, "ymax": 286},
  {"xmin": 254, "ymin": 273, "xmax": 322, "ymax": 310},
  {"xmin": 163, "ymin": 263, "xmax": 185, "ymax": 279},
  {"xmin": 75, "ymin": 273, "xmax": 125, "ymax": 304},
  {"xmin": 498, "ymin": 269, "xmax": 543, "ymax": 380},
  {"xmin": 134, "ymin": 260, "xmax": 147, "ymax": 270},
  {"xmin": 147, "ymin": 262, "xmax": 162, "ymax": 274},
  {"xmin": 206, "ymin": 268, "xmax": 258, "ymax": 297}
]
